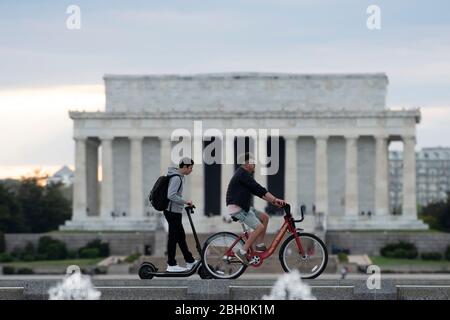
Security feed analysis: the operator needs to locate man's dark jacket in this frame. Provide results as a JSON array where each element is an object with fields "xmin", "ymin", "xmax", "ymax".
[{"xmin": 226, "ymin": 167, "xmax": 267, "ymax": 212}]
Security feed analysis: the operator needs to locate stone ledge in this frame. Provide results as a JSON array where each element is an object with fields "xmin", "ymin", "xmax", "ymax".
[
  {"xmin": 326, "ymin": 217, "xmax": 429, "ymax": 231},
  {"xmin": 60, "ymin": 219, "xmax": 157, "ymax": 231},
  {"xmin": 397, "ymin": 285, "xmax": 450, "ymax": 300},
  {"xmin": 0, "ymin": 287, "xmax": 24, "ymax": 300},
  {"xmin": 2, "ymin": 278, "xmax": 449, "ymax": 300},
  {"xmin": 98, "ymin": 287, "xmax": 188, "ymax": 300}
]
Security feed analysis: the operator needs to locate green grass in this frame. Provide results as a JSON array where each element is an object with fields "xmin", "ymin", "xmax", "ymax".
[
  {"xmin": 371, "ymin": 256, "xmax": 450, "ymax": 266},
  {"xmin": 1, "ymin": 258, "xmax": 102, "ymax": 268}
]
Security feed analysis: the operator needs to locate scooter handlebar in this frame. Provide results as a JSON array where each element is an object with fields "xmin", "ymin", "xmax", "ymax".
[{"xmin": 185, "ymin": 205, "xmax": 196, "ymax": 214}]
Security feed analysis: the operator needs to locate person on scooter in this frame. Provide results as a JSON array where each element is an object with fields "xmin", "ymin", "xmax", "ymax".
[
  {"xmin": 164, "ymin": 157, "xmax": 198, "ymax": 272},
  {"xmin": 226, "ymin": 152, "xmax": 286, "ymax": 265}
]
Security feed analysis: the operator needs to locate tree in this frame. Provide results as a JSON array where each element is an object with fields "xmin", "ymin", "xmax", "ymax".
[
  {"xmin": 0, "ymin": 176, "xmax": 72, "ymax": 234},
  {"xmin": 38, "ymin": 182, "xmax": 72, "ymax": 232},
  {"xmin": 18, "ymin": 179, "xmax": 71, "ymax": 233},
  {"xmin": 16, "ymin": 177, "xmax": 44, "ymax": 233},
  {"xmin": 0, "ymin": 183, "xmax": 25, "ymax": 232},
  {"xmin": 420, "ymin": 193, "xmax": 450, "ymax": 232}
]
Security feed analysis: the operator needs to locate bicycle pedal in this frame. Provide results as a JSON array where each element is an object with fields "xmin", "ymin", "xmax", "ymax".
[{"xmin": 249, "ymin": 256, "xmax": 261, "ymax": 265}]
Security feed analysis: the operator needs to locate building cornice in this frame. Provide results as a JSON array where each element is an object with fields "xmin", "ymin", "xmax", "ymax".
[
  {"xmin": 69, "ymin": 108, "xmax": 420, "ymax": 121},
  {"xmin": 103, "ymin": 72, "xmax": 388, "ymax": 81}
]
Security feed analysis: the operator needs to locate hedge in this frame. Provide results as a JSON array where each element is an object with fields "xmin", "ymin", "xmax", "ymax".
[{"xmin": 380, "ymin": 241, "xmax": 418, "ymax": 259}]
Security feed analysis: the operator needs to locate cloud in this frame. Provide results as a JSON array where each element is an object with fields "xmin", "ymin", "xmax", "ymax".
[
  {"xmin": 0, "ymin": 85, "xmax": 104, "ymax": 166},
  {"xmin": 417, "ymin": 106, "xmax": 450, "ymax": 149},
  {"xmin": 0, "ymin": 1, "xmax": 449, "ymax": 174}
]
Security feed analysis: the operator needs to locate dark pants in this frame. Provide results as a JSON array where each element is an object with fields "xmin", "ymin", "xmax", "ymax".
[{"xmin": 163, "ymin": 211, "xmax": 195, "ymax": 266}]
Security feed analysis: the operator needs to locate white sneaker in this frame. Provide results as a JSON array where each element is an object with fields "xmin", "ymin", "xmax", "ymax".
[
  {"xmin": 166, "ymin": 265, "xmax": 188, "ymax": 272},
  {"xmin": 186, "ymin": 260, "xmax": 199, "ymax": 269}
]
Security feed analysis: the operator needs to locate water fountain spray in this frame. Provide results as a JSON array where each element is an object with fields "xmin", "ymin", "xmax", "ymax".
[{"xmin": 263, "ymin": 270, "xmax": 316, "ymax": 300}]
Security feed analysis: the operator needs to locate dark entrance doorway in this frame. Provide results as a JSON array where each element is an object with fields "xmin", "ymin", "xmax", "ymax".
[
  {"xmin": 204, "ymin": 137, "xmax": 221, "ymax": 216},
  {"xmin": 233, "ymin": 136, "xmax": 255, "ymax": 207},
  {"xmin": 267, "ymin": 136, "xmax": 285, "ymax": 215}
]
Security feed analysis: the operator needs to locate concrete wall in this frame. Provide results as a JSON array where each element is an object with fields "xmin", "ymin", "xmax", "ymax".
[
  {"xmin": 5, "ymin": 232, "xmax": 155, "ymax": 255},
  {"xmin": 326, "ymin": 231, "xmax": 450, "ymax": 255}
]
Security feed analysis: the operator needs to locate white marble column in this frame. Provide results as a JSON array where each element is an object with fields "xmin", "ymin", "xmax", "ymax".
[
  {"xmin": 345, "ymin": 135, "xmax": 359, "ymax": 217},
  {"xmin": 221, "ymin": 136, "xmax": 235, "ymax": 217},
  {"xmin": 86, "ymin": 139, "xmax": 99, "ymax": 216},
  {"xmin": 284, "ymin": 136, "xmax": 298, "ymax": 214},
  {"xmin": 73, "ymin": 137, "xmax": 87, "ymax": 220},
  {"xmin": 402, "ymin": 136, "xmax": 417, "ymax": 219},
  {"xmin": 254, "ymin": 136, "xmax": 267, "ymax": 211},
  {"xmin": 130, "ymin": 136, "xmax": 144, "ymax": 218},
  {"xmin": 100, "ymin": 137, "xmax": 114, "ymax": 218},
  {"xmin": 159, "ymin": 136, "xmax": 172, "ymax": 175},
  {"xmin": 315, "ymin": 135, "xmax": 328, "ymax": 215},
  {"xmin": 375, "ymin": 134, "xmax": 389, "ymax": 216}
]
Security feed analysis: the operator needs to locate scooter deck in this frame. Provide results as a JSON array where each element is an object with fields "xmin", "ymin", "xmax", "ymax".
[{"xmin": 148, "ymin": 262, "xmax": 201, "ymax": 277}]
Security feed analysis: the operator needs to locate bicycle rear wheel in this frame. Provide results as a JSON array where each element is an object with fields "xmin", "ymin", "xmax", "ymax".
[
  {"xmin": 279, "ymin": 232, "xmax": 328, "ymax": 279},
  {"xmin": 202, "ymin": 232, "xmax": 247, "ymax": 279}
]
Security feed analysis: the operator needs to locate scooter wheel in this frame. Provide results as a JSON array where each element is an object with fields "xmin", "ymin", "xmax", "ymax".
[
  {"xmin": 198, "ymin": 264, "xmax": 214, "ymax": 279},
  {"xmin": 138, "ymin": 262, "xmax": 156, "ymax": 280}
]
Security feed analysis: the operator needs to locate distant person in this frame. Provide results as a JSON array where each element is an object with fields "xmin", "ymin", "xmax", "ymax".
[
  {"xmin": 226, "ymin": 152, "xmax": 286, "ymax": 265},
  {"xmin": 164, "ymin": 157, "xmax": 198, "ymax": 272},
  {"xmin": 340, "ymin": 266, "xmax": 348, "ymax": 279}
]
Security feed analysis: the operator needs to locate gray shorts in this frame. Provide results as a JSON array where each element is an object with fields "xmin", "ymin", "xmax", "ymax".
[{"xmin": 231, "ymin": 207, "xmax": 264, "ymax": 230}]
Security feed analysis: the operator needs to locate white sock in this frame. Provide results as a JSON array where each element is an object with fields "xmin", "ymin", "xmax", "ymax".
[
  {"xmin": 239, "ymin": 249, "xmax": 247, "ymax": 255},
  {"xmin": 257, "ymin": 243, "xmax": 265, "ymax": 247}
]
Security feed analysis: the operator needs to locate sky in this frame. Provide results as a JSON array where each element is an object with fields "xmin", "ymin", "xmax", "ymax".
[{"xmin": 0, "ymin": 0, "xmax": 449, "ymax": 178}]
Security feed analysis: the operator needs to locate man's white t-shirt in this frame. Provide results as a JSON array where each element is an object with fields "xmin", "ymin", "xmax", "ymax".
[{"xmin": 227, "ymin": 204, "xmax": 242, "ymax": 215}]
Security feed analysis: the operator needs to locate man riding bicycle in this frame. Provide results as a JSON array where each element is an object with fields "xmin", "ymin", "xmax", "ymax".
[{"xmin": 226, "ymin": 152, "xmax": 286, "ymax": 265}]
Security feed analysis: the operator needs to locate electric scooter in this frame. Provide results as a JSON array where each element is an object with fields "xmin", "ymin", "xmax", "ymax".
[{"xmin": 138, "ymin": 205, "xmax": 213, "ymax": 279}]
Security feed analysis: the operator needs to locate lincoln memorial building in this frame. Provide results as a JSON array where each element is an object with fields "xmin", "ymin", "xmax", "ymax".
[{"xmin": 61, "ymin": 73, "xmax": 428, "ymax": 233}]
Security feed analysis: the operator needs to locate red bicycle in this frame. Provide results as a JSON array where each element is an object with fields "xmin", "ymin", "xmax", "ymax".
[{"xmin": 201, "ymin": 204, "xmax": 328, "ymax": 279}]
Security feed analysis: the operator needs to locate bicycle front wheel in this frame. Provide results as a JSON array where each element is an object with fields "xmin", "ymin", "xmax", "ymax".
[
  {"xmin": 279, "ymin": 232, "xmax": 328, "ymax": 279},
  {"xmin": 202, "ymin": 232, "xmax": 247, "ymax": 279}
]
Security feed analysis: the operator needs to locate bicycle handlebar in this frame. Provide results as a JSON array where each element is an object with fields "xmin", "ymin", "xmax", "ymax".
[{"xmin": 283, "ymin": 203, "xmax": 305, "ymax": 223}]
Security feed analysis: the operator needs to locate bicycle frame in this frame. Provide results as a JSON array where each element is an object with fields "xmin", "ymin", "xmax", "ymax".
[{"xmin": 224, "ymin": 208, "xmax": 305, "ymax": 267}]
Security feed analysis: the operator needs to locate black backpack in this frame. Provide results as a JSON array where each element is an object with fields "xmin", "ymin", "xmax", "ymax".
[{"xmin": 148, "ymin": 174, "xmax": 181, "ymax": 211}]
